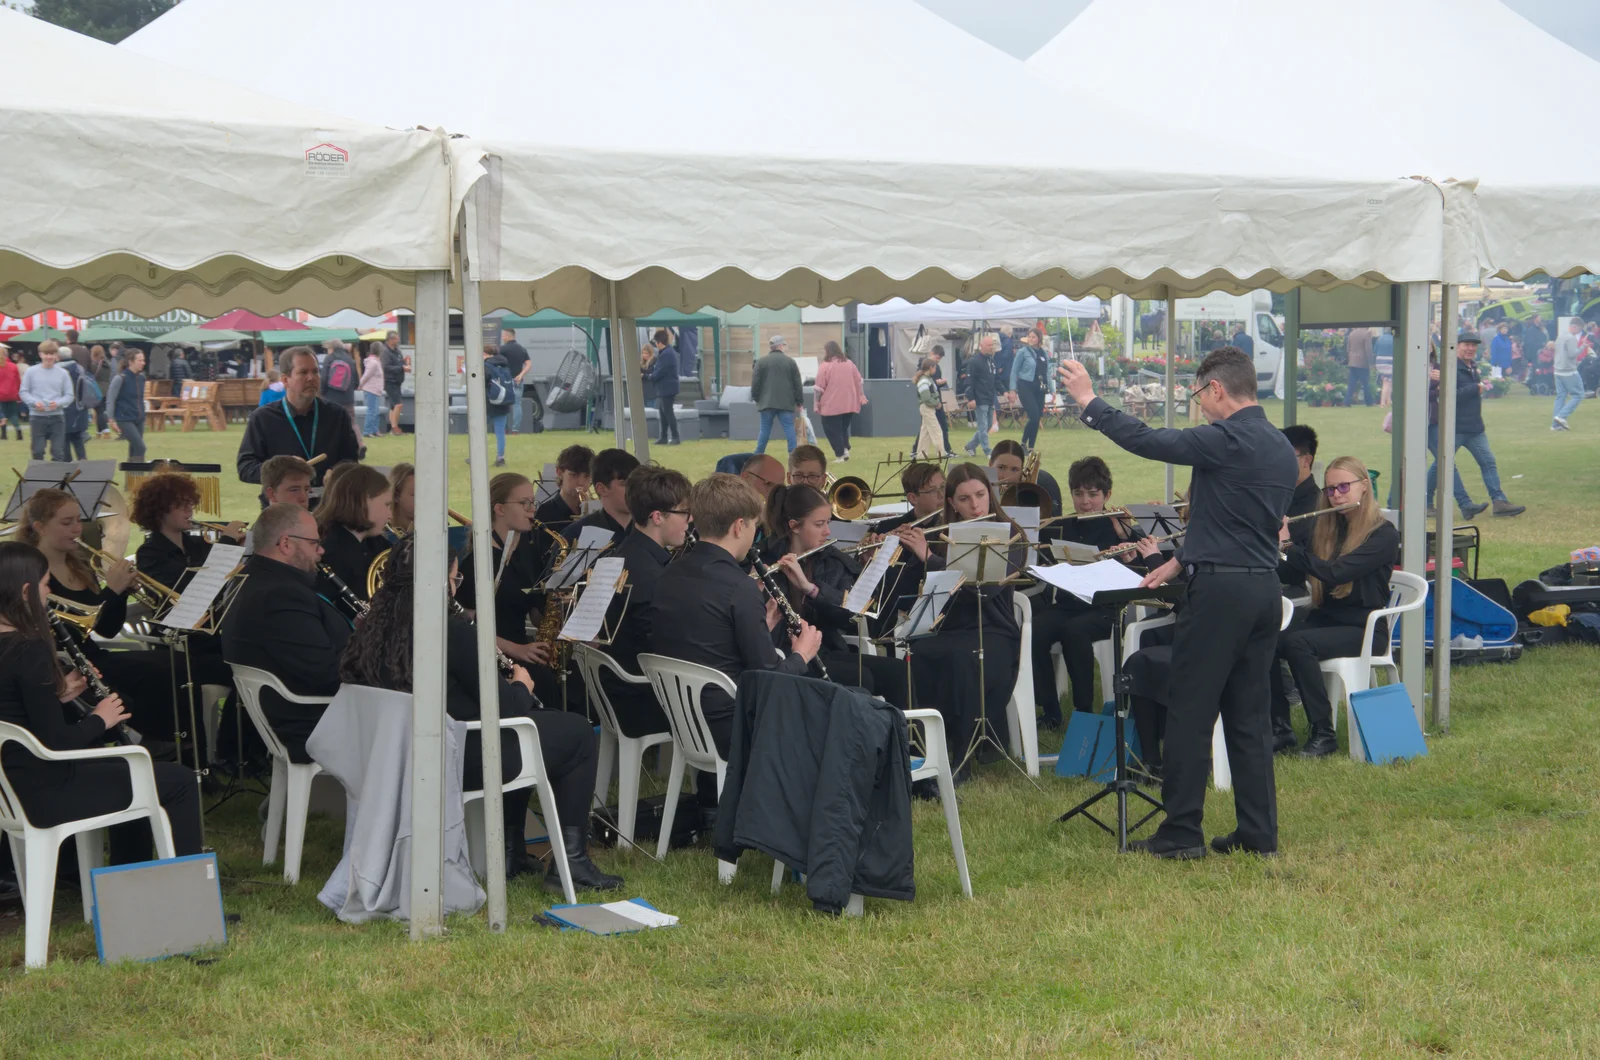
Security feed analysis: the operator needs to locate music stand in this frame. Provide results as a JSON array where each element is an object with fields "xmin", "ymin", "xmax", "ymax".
[
  {"xmin": 944, "ymin": 523, "xmax": 1029, "ymax": 771},
  {"xmin": 882, "ymin": 569, "xmax": 963, "ymax": 716},
  {"xmin": 1057, "ymin": 583, "xmax": 1185, "ymax": 852},
  {"xmin": 4, "ymin": 459, "xmax": 117, "ymax": 523}
]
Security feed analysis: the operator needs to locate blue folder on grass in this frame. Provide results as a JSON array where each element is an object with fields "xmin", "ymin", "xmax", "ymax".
[{"xmin": 1349, "ymin": 684, "xmax": 1428, "ymax": 764}]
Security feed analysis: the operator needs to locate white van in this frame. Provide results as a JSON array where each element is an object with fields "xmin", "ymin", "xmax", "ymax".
[{"xmin": 1173, "ymin": 290, "xmax": 1287, "ymax": 397}]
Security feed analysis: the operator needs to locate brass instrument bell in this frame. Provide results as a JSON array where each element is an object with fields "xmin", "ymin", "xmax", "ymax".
[{"xmin": 827, "ymin": 476, "xmax": 873, "ymax": 521}]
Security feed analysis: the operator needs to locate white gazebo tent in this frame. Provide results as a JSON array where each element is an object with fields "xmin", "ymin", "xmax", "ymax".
[
  {"xmin": 0, "ymin": 6, "xmax": 474, "ymax": 939},
  {"xmin": 1026, "ymin": 0, "xmax": 1600, "ymax": 740},
  {"xmin": 128, "ymin": 0, "xmax": 1462, "ymax": 929}
]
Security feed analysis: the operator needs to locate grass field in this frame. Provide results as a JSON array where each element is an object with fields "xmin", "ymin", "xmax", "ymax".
[{"xmin": 2, "ymin": 391, "xmax": 1598, "ymax": 1057}]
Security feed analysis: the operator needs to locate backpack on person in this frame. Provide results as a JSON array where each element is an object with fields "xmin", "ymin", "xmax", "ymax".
[
  {"xmin": 485, "ymin": 358, "xmax": 514, "ymax": 407},
  {"xmin": 75, "ymin": 369, "xmax": 103, "ymax": 408},
  {"xmin": 324, "ymin": 354, "xmax": 356, "ymax": 394}
]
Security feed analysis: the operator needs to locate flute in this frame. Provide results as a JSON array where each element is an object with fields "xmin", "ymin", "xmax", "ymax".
[
  {"xmin": 1279, "ymin": 502, "xmax": 1360, "ymax": 560},
  {"xmin": 49, "ymin": 615, "xmax": 142, "ymax": 746},
  {"xmin": 1096, "ymin": 529, "xmax": 1185, "ymax": 560},
  {"xmin": 748, "ymin": 553, "xmax": 828, "ymax": 680}
]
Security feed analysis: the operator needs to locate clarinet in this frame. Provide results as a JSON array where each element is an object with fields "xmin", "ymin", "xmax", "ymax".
[
  {"xmin": 318, "ymin": 563, "xmax": 370, "ymax": 620},
  {"xmin": 450, "ymin": 598, "xmax": 518, "ymax": 677},
  {"xmin": 748, "ymin": 553, "xmax": 829, "ymax": 680},
  {"xmin": 49, "ymin": 615, "xmax": 141, "ymax": 746}
]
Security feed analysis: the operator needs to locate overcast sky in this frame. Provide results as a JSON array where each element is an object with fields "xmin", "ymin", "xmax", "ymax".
[{"xmin": 915, "ymin": 0, "xmax": 1600, "ymax": 61}]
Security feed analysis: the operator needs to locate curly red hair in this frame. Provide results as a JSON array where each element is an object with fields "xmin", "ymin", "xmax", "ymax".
[{"xmin": 130, "ymin": 472, "xmax": 201, "ymax": 532}]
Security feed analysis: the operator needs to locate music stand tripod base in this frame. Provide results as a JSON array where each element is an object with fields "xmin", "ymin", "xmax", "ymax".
[{"xmin": 1055, "ymin": 583, "xmax": 1183, "ymax": 852}]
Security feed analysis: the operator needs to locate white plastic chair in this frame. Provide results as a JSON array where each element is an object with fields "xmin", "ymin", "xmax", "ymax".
[
  {"xmin": 571, "ymin": 644, "xmax": 673, "ymax": 849},
  {"xmin": 636, "ymin": 653, "xmax": 739, "ymax": 880},
  {"xmin": 461, "ymin": 716, "xmax": 576, "ymax": 904},
  {"xmin": 0, "ymin": 721, "xmax": 177, "ymax": 970},
  {"xmin": 1317, "ymin": 570, "xmax": 1427, "ymax": 761},
  {"xmin": 227, "ymin": 663, "xmax": 330, "ymax": 884},
  {"xmin": 1212, "ymin": 596, "xmax": 1294, "ymax": 791},
  {"xmin": 1004, "ymin": 593, "xmax": 1040, "ymax": 776}
]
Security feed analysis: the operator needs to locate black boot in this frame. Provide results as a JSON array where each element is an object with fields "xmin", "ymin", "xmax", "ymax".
[
  {"xmin": 545, "ymin": 824, "xmax": 623, "ymax": 892},
  {"xmin": 505, "ymin": 820, "xmax": 540, "ymax": 880},
  {"xmin": 1272, "ymin": 720, "xmax": 1298, "ymax": 754},
  {"xmin": 1298, "ymin": 725, "xmax": 1337, "ymax": 758}
]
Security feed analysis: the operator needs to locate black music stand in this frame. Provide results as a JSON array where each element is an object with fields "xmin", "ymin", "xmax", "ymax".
[{"xmin": 1057, "ymin": 583, "xmax": 1184, "ymax": 852}]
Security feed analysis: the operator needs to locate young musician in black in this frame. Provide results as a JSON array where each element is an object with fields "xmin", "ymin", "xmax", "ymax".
[
  {"xmin": 340, "ymin": 537, "xmax": 621, "ymax": 890},
  {"xmin": 132, "ymin": 471, "xmax": 247, "ymax": 591},
  {"xmin": 314, "ymin": 464, "xmax": 392, "ymax": 608},
  {"xmin": 18, "ymin": 489, "xmax": 179, "ymax": 742},
  {"xmin": 908, "ymin": 463, "xmax": 1024, "ymax": 778},
  {"xmin": 534, "ymin": 444, "xmax": 594, "ymax": 526},
  {"xmin": 221, "ymin": 504, "xmax": 351, "ymax": 763},
  {"xmin": 650, "ymin": 474, "xmax": 821, "ymax": 764},
  {"xmin": 866, "ymin": 461, "xmax": 945, "ymax": 640},
  {"xmin": 454, "ymin": 472, "xmax": 562, "ymax": 707},
  {"xmin": 560, "ymin": 448, "xmax": 638, "ymax": 544},
  {"xmin": 1060, "ymin": 347, "xmax": 1297, "ymax": 858},
  {"xmin": 1274, "ymin": 456, "xmax": 1400, "ymax": 758},
  {"xmin": 0, "ymin": 541, "xmax": 201, "ymax": 864},
  {"xmin": 764, "ymin": 484, "xmax": 909, "ymax": 706},
  {"xmin": 1272, "ymin": 423, "xmax": 1322, "ymax": 751},
  {"xmin": 601, "ymin": 466, "xmax": 692, "ymax": 737},
  {"xmin": 1031, "ymin": 456, "xmax": 1161, "ymax": 728},
  {"xmin": 990, "ymin": 439, "xmax": 1063, "ymax": 516}
]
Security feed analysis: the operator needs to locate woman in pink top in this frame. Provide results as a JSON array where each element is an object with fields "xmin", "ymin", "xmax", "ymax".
[
  {"xmin": 359, "ymin": 343, "xmax": 386, "ymax": 437},
  {"xmin": 811, "ymin": 340, "xmax": 867, "ymax": 461}
]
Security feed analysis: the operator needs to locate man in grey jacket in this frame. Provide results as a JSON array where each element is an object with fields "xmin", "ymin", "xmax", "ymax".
[
  {"xmin": 1552, "ymin": 317, "xmax": 1585, "ymax": 430},
  {"xmin": 751, "ymin": 334, "xmax": 803, "ymax": 455},
  {"xmin": 18, "ymin": 340, "xmax": 74, "ymax": 461}
]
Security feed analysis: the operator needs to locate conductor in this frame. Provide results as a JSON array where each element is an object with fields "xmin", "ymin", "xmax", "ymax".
[{"xmin": 1058, "ymin": 347, "xmax": 1297, "ymax": 858}]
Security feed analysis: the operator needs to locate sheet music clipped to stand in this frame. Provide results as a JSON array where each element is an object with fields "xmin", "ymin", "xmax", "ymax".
[
  {"xmin": 844, "ymin": 540, "xmax": 900, "ymax": 614},
  {"xmin": 893, "ymin": 569, "xmax": 964, "ymax": 642},
  {"xmin": 162, "ymin": 544, "xmax": 246, "ymax": 630},
  {"xmin": 547, "ymin": 527, "xmax": 613, "ymax": 590},
  {"xmin": 558, "ymin": 557, "xmax": 626, "ymax": 642}
]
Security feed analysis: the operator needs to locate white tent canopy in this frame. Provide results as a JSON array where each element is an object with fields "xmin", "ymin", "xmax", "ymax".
[
  {"xmin": 125, "ymin": 0, "xmax": 1448, "ymax": 317},
  {"xmin": 1026, "ymin": 0, "xmax": 1600, "ymax": 283},
  {"xmin": 0, "ymin": 7, "xmax": 463, "ymax": 319},
  {"xmin": 857, "ymin": 295, "xmax": 1101, "ymax": 324}
]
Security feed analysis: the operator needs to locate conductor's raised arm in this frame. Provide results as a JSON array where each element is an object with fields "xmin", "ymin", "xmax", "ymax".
[{"xmin": 1057, "ymin": 359, "xmax": 1233, "ymax": 468}]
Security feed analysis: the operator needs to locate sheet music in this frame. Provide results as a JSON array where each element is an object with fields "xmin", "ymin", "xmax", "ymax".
[
  {"xmin": 828, "ymin": 519, "xmax": 869, "ymax": 545},
  {"xmin": 559, "ymin": 557, "xmax": 625, "ymax": 642},
  {"xmin": 1049, "ymin": 540, "xmax": 1102, "ymax": 565},
  {"xmin": 534, "ymin": 463, "xmax": 559, "ymax": 504},
  {"xmin": 161, "ymin": 544, "xmax": 245, "ymax": 630},
  {"xmin": 1003, "ymin": 505, "xmax": 1040, "ymax": 566},
  {"xmin": 947, "ymin": 522, "xmax": 1013, "ymax": 584},
  {"xmin": 844, "ymin": 540, "xmax": 900, "ymax": 614},
  {"xmin": 1027, "ymin": 558, "xmax": 1142, "ymax": 605},
  {"xmin": 546, "ymin": 527, "xmax": 612, "ymax": 590},
  {"xmin": 893, "ymin": 570, "xmax": 963, "ymax": 641}
]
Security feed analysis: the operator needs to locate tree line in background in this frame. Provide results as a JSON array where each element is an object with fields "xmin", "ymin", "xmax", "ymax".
[{"xmin": 20, "ymin": 0, "xmax": 173, "ymax": 43}]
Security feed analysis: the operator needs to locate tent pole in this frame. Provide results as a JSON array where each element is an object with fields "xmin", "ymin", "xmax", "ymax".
[
  {"xmin": 607, "ymin": 282, "xmax": 650, "ymax": 462},
  {"xmin": 1164, "ymin": 290, "xmax": 1176, "ymax": 501},
  {"xmin": 1431, "ymin": 285, "xmax": 1457, "ymax": 733},
  {"xmin": 606, "ymin": 287, "xmax": 625, "ymax": 449},
  {"xmin": 1282, "ymin": 289, "xmax": 1300, "ymax": 425},
  {"xmin": 1123, "ymin": 296, "xmax": 1134, "ymax": 362},
  {"xmin": 409, "ymin": 268, "xmax": 452, "ymax": 939},
  {"xmin": 458, "ymin": 198, "xmax": 507, "ymax": 930},
  {"xmin": 1398, "ymin": 282, "xmax": 1431, "ymax": 727},
  {"xmin": 1391, "ymin": 288, "xmax": 1407, "ymax": 510}
]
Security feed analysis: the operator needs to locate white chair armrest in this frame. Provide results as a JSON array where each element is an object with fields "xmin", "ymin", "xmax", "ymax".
[
  {"xmin": 276, "ymin": 688, "xmax": 335, "ymax": 706},
  {"xmin": 463, "ymin": 716, "xmax": 540, "ymax": 768},
  {"xmin": 15, "ymin": 742, "xmax": 152, "ymax": 765},
  {"xmin": 903, "ymin": 708, "xmax": 942, "ymax": 723},
  {"xmin": 592, "ymin": 652, "xmax": 649, "ymax": 685}
]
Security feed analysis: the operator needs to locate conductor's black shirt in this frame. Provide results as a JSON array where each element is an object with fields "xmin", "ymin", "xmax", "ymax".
[{"xmin": 1079, "ymin": 398, "xmax": 1297, "ymax": 569}]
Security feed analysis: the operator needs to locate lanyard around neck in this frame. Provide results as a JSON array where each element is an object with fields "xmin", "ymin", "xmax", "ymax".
[{"xmin": 284, "ymin": 400, "xmax": 319, "ymax": 459}]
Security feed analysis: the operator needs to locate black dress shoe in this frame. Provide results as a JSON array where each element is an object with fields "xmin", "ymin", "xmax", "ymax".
[
  {"xmin": 1210, "ymin": 831, "xmax": 1278, "ymax": 856},
  {"xmin": 1127, "ymin": 838, "xmax": 1207, "ymax": 860},
  {"xmin": 1272, "ymin": 728, "xmax": 1298, "ymax": 754},
  {"xmin": 1039, "ymin": 709, "xmax": 1063, "ymax": 730},
  {"xmin": 1298, "ymin": 730, "xmax": 1337, "ymax": 758}
]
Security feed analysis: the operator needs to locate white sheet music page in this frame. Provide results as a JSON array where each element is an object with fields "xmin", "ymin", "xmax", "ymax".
[
  {"xmin": 947, "ymin": 522, "xmax": 1012, "ymax": 584},
  {"xmin": 894, "ymin": 569, "xmax": 963, "ymax": 641},
  {"xmin": 828, "ymin": 519, "xmax": 870, "ymax": 545},
  {"xmin": 1027, "ymin": 558, "xmax": 1142, "ymax": 605},
  {"xmin": 162, "ymin": 544, "xmax": 246, "ymax": 630},
  {"xmin": 559, "ymin": 557, "xmax": 626, "ymax": 642},
  {"xmin": 843, "ymin": 540, "xmax": 901, "ymax": 614},
  {"xmin": 547, "ymin": 527, "xmax": 613, "ymax": 590}
]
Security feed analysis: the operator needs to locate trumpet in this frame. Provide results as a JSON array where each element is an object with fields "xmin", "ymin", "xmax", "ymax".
[
  {"xmin": 47, "ymin": 594, "xmax": 103, "ymax": 635},
  {"xmin": 76, "ymin": 540, "xmax": 182, "ymax": 610}
]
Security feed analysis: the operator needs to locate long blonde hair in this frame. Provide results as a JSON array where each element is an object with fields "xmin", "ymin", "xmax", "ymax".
[
  {"xmin": 1310, "ymin": 456, "xmax": 1384, "ymax": 607},
  {"xmin": 17, "ymin": 488, "xmax": 96, "ymax": 587}
]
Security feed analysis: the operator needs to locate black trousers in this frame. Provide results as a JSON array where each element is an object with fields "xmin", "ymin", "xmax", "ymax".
[
  {"xmin": 87, "ymin": 643, "xmax": 183, "ymax": 744},
  {"xmin": 1031, "ymin": 601, "xmax": 1113, "ymax": 718},
  {"xmin": 599, "ymin": 674, "xmax": 670, "ymax": 739},
  {"xmin": 16, "ymin": 759, "xmax": 203, "ymax": 863},
  {"xmin": 493, "ymin": 708, "xmax": 599, "ymax": 829},
  {"xmin": 1157, "ymin": 570, "xmax": 1281, "ymax": 851},
  {"xmin": 818, "ymin": 647, "xmax": 910, "ymax": 710},
  {"xmin": 819, "ymin": 412, "xmax": 855, "ymax": 458},
  {"xmin": 909, "ymin": 630, "xmax": 1020, "ymax": 764},
  {"xmin": 655, "ymin": 397, "xmax": 679, "ymax": 442},
  {"xmin": 1017, "ymin": 383, "xmax": 1045, "ymax": 449},
  {"xmin": 935, "ymin": 407, "xmax": 951, "ymax": 453},
  {"xmin": 1272, "ymin": 611, "xmax": 1372, "ymax": 731}
]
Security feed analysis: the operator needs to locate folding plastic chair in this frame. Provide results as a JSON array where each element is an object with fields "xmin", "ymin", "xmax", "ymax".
[
  {"xmin": 571, "ymin": 643, "xmax": 672, "ymax": 848},
  {"xmin": 227, "ymin": 663, "xmax": 330, "ymax": 884}
]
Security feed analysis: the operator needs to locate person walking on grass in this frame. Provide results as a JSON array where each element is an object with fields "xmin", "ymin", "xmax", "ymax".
[
  {"xmin": 105, "ymin": 349, "xmax": 148, "ymax": 463},
  {"xmin": 0, "ymin": 345, "xmax": 22, "ymax": 443},
  {"xmin": 1425, "ymin": 331, "xmax": 1524, "ymax": 520},
  {"xmin": 1552, "ymin": 317, "xmax": 1584, "ymax": 430},
  {"xmin": 752, "ymin": 334, "xmax": 803, "ymax": 455},
  {"xmin": 358, "ymin": 343, "xmax": 385, "ymax": 438},
  {"xmin": 18, "ymin": 340, "xmax": 73, "ymax": 462},
  {"xmin": 1344, "ymin": 327, "xmax": 1374, "ymax": 406},
  {"xmin": 913, "ymin": 357, "xmax": 943, "ymax": 458},
  {"xmin": 813, "ymin": 340, "xmax": 867, "ymax": 461},
  {"xmin": 963, "ymin": 334, "xmax": 1001, "ymax": 458}
]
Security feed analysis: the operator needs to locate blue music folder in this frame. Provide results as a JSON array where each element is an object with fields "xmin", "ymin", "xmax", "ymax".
[
  {"xmin": 1349, "ymin": 684, "xmax": 1428, "ymax": 765},
  {"xmin": 1055, "ymin": 711, "xmax": 1141, "ymax": 783}
]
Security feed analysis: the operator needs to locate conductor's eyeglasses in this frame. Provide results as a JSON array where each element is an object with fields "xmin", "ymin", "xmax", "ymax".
[{"xmin": 1324, "ymin": 480, "xmax": 1359, "ymax": 497}]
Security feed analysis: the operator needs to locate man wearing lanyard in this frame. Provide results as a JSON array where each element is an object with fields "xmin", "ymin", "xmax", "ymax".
[
  {"xmin": 1058, "ymin": 347, "xmax": 1297, "ymax": 859},
  {"xmin": 237, "ymin": 346, "xmax": 361, "ymax": 507}
]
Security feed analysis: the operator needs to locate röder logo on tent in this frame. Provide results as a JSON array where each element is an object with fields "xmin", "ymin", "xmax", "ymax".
[{"xmin": 303, "ymin": 141, "xmax": 350, "ymax": 178}]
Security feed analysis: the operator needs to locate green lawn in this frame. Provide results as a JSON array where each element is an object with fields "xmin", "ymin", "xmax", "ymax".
[{"xmin": 3, "ymin": 391, "xmax": 1598, "ymax": 1058}]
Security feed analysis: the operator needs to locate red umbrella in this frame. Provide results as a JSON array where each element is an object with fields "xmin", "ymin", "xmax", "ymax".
[{"xmin": 202, "ymin": 310, "xmax": 307, "ymax": 332}]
